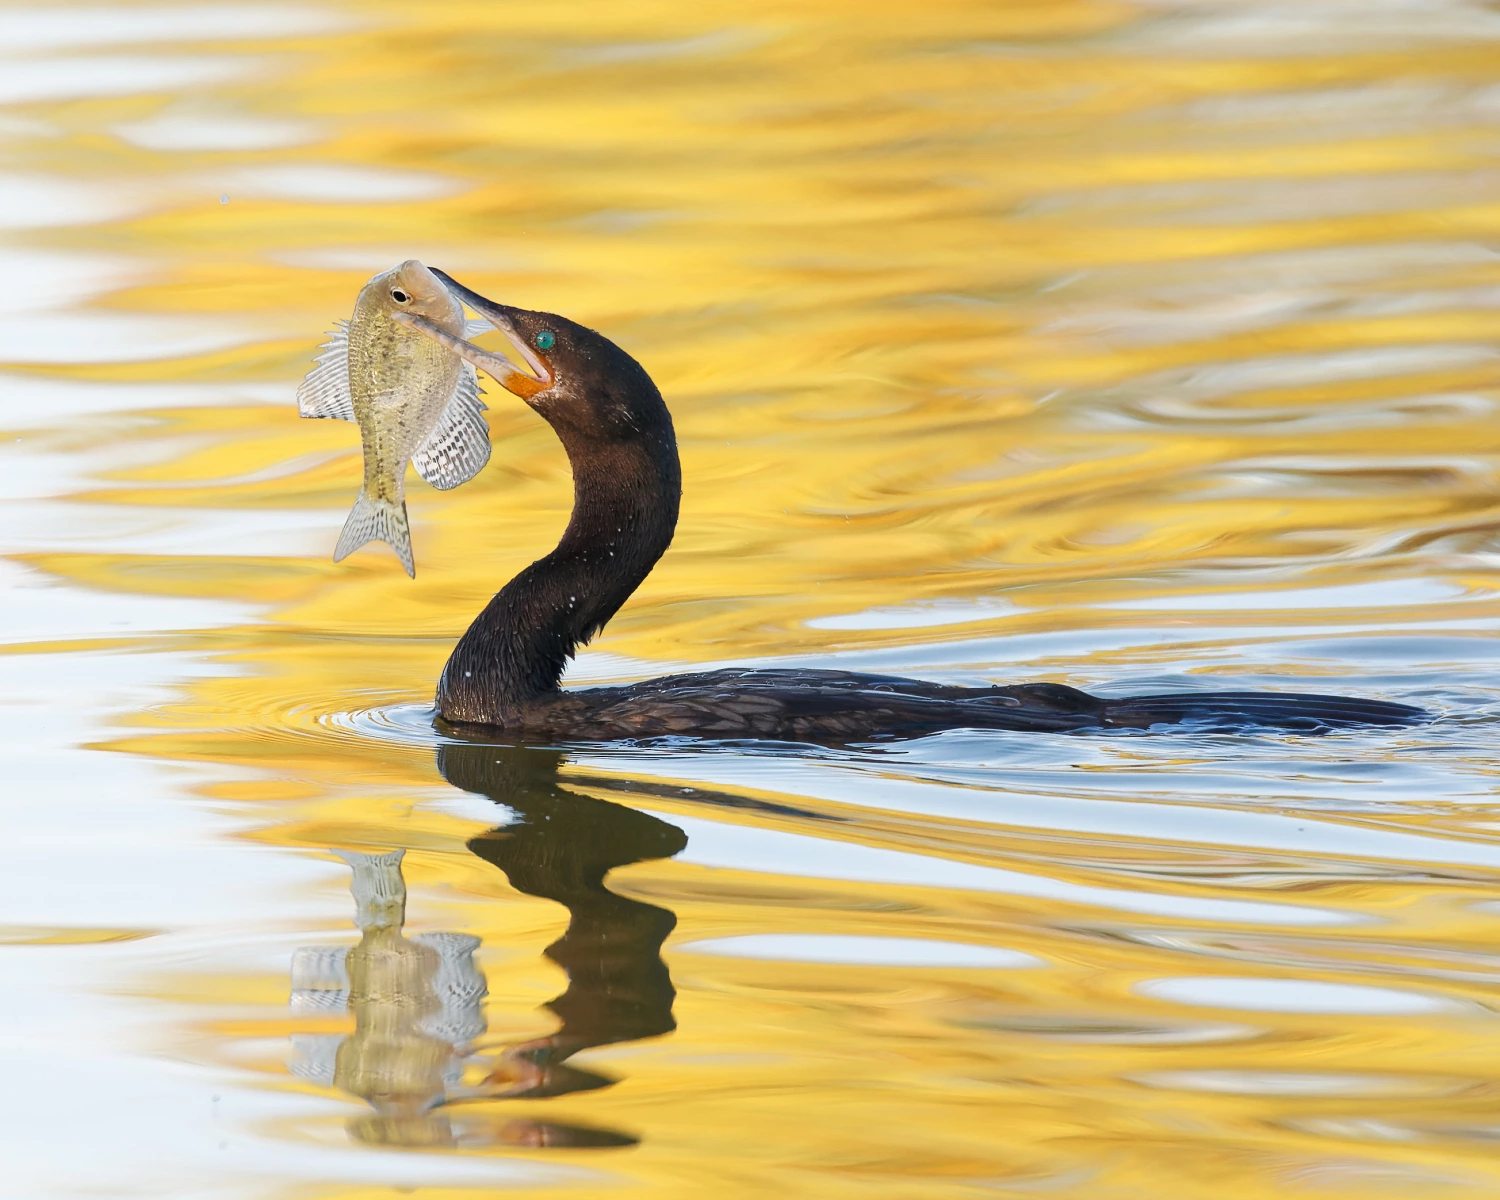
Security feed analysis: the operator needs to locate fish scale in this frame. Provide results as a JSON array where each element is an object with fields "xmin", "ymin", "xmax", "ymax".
[{"xmin": 297, "ymin": 259, "xmax": 491, "ymax": 577}]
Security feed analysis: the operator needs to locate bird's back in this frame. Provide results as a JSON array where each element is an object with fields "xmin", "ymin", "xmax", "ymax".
[{"xmin": 504, "ymin": 668, "xmax": 1426, "ymax": 742}]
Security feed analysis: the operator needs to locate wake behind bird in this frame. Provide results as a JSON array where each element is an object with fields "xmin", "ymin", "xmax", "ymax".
[{"xmin": 297, "ymin": 259, "xmax": 492, "ymax": 576}]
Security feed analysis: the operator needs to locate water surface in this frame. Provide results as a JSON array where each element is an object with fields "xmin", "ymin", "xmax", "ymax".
[{"xmin": 2, "ymin": 1, "xmax": 1499, "ymax": 1196}]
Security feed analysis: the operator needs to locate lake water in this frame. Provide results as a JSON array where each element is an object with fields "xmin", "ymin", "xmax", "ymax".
[{"xmin": 2, "ymin": 1, "xmax": 1499, "ymax": 1196}]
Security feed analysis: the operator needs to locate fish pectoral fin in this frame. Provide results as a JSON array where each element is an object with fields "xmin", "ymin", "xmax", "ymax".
[
  {"xmin": 296, "ymin": 321, "xmax": 356, "ymax": 421},
  {"xmin": 413, "ymin": 362, "xmax": 491, "ymax": 491},
  {"xmin": 288, "ymin": 1034, "xmax": 344, "ymax": 1086},
  {"xmin": 464, "ymin": 317, "xmax": 494, "ymax": 337}
]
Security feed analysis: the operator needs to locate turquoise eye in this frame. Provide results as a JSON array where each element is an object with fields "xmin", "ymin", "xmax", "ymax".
[{"xmin": 534, "ymin": 330, "xmax": 555, "ymax": 352}]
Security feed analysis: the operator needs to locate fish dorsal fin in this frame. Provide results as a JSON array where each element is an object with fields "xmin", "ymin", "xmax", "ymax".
[
  {"xmin": 296, "ymin": 322, "xmax": 355, "ymax": 421},
  {"xmin": 464, "ymin": 317, "xmax": 494, "ymax": 337},
  {"xmin": 413, "ymin": 362, "xmax": 491, "ymax": 491}
]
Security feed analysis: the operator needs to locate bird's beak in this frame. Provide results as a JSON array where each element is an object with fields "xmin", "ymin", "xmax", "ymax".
[{"xmin": 392, "ymin": 270, "xmax": 553, "ymax": 400}]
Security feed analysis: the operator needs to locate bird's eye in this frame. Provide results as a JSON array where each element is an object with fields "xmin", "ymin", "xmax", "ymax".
[
  {"xmin": 534, "ymin": 330, "xmax": 556, "ymax": 351},
  {"xmin": 390, "ymin": 289, "xmax": 410, "ymax": 304}
]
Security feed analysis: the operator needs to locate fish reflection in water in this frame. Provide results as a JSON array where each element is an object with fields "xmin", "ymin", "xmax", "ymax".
[
  {"xmin": 290, "ymin": 745, "xmax": 685, "ymax": 1150},
  {"xmin": 290, "ymin": 849, "xmax": 480, "ymax": 1148}
]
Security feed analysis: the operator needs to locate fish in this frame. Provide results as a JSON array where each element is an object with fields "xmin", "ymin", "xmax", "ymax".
[{"xmin": 297, "ymin": 259, "xmax": 492, "ymax": 576}]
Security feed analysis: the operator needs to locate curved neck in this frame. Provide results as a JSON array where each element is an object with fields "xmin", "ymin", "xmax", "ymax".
[{"xmin": 437, "ymin": 411, "xmax": 680, "ymax": 726}]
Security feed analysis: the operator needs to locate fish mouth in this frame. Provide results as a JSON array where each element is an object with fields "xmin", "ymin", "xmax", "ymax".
[{"xmin": 391, "ymin": 270, "xmax": 553, "ymax": 400}]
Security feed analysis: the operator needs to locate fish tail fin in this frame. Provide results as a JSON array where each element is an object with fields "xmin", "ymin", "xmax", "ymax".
[{"xmin": 334, "ymin": 489, "xmax": 414, "ymax": 577}]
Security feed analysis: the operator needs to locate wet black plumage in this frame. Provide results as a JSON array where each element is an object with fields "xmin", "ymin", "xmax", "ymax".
[{"xmin": 428, "ymin": 270, "xmax": 1427, "ymax": 741}]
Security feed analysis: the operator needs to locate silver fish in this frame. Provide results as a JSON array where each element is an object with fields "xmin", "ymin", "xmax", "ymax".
[{"xmin": 297, "ymin": 259, "xmax": 491, "ymax": 576}]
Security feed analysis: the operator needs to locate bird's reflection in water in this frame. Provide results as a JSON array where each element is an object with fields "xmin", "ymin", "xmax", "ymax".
[
  {"xmin": 290, "ymin": 745, "xmax": 686, "ymax": 1150},
  {"xmin": 447, "ymin": 744, "xmax": 686, "ymax": 1101}
]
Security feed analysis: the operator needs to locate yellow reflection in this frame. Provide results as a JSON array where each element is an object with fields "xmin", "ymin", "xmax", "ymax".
[{"xmin": 6, "ymin": 0, "xmax": 1500, "ymax": 1196}]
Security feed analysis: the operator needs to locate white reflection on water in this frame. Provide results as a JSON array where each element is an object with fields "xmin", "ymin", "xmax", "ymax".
[
  {"xmin": 0, "ymin": 312, "xmax": 252, "ymax": 364},
  {"xmin": 0, "ymin": 173, "xmax": 147, "ymax": 229},
  {"xmin": 0, "ymin": 560, "xmax": 261, "ymax": 644},
  {"xmin": 1118, "ymin": 0, "xmax": 1500, "ymax": 52},
  {"xmin": 808, "ymin": 578, "xmax": 1480, "ymax": 630},
  {"xmin": 0, "ymin": 5, "xmax": 344, "ymax": 52},
  {"xmin": 0, "ymin": 499, "xmax": 337, "ymax": 558},
  {"xmin": 1089, "ymin": 346, "xmax": 1500, "ymax": 409},
  {"xmin": 1135, "ymin": 1069, "xmax": 1460, "ymax": 1096},
  {"xmin": 0, "ymin": 248, "xmax": 138, "ymax": 314},
  {"xmin": 1113, "ymin": 578, "xmax": 1473, "ymax": 611},
  {"xmin": 679, "ymin": 933, "xmax": 1043, "ymax": 969},
  {"xmin": 275, "ymin": 244, "xmax": 538, "ymax": 272},
  {"xmin": 0, "ymin": 377, "xmax": 287, "ymax": 427},
  {"xmin": 0, "ymin": 55, "xmax": 254, "ymax": 106},
  {"xmin": 1137, "ymin": 975, "xmax": 1464, "ymax": 1015},
  {"xmin": 1, "ymin": 951, "xmax": 576, "ymax": 1196},
  {"xmin": 657, "ymin": 811, "xmax": 1355, "ymax": 926},
  {"xmin": 117, "ymin": 109, "xmax": 324, "ymax": 153},
  {"xmin": 809, "ymin": 596, "xmax": 1027, "ymax": 630},
  {"xmin": 601, "ymin": 755, "xmax": 1500, "ymax": 873},
  {"xmin": 225, "ymin": 164, "xmax": 463, "ymax": 204}
]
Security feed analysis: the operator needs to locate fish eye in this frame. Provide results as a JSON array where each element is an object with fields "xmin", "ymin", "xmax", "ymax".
[
  {"xmin": 534, "ymin": 330, "xmax": 556, "ymax": 351},
  {"xmin": 390, "ymin": 289, "xmax": 410, "ymax": 304}
]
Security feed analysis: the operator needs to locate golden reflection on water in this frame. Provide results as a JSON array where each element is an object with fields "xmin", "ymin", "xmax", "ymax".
[{"xmin": 4, "ymin": 0, "xmax": 1500, "ymax": 1196}]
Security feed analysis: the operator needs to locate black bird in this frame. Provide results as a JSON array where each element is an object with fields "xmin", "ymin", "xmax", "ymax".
[{"xmin": 392, "ymin": 272, "xmax": 1426, "ymax": 741}]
